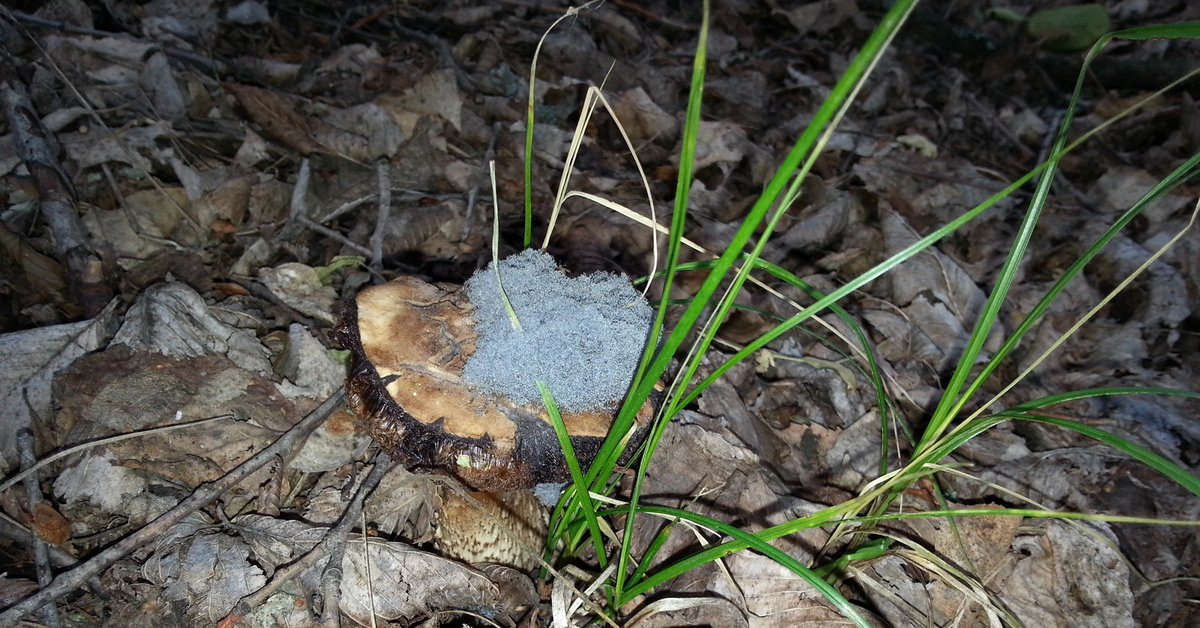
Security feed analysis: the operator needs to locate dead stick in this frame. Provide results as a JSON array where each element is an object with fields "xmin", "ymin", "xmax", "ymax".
[
  {"xmin": 319, "ymin": 451, "xmax": 394, "ymax": 627},
  {"xmin": 368, "ymin": 159, "xmax": 391, "ymax": 271},
  {"xmin": 0, "ymin": 48, "xmax": 112, "ymax": 316},
  {"xmin": 16, "ymin": 430, "xmax": 60, "ymax": 628},
  {"xmin": 221, "ymin": 452, "xmax": 394, "ymax": 627},
  {"xmin": 0, "ymin": 388, "xmax": 345, "ymax": 628}
]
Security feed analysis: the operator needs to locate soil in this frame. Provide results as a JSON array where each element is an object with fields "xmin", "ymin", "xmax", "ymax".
[{"xmin": 1, "ymin": 1, "xmax": 1198, "ymax": 627}]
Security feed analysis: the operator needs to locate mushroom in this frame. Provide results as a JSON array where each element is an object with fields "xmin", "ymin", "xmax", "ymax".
[{"xmin": 333, "ymin": 252, "xmax": 660, "ymax": 567}]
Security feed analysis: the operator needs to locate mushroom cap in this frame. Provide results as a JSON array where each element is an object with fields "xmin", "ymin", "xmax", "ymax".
[{"xmin": 333, "ymin": 276, "xmax": 658, "ymax": 491}]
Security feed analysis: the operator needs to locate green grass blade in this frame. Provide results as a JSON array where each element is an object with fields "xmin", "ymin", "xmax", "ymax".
[
  {"xmin": 585, "ymin": 0, "xmax": 710, "ymax": 493},
  {"xmin": 664, "ymin": 0, "xmax": 918, "ymax": 423},
  {"xmin": 675, "ymin": 161, "xmax": 1047, "ymax": 411},
  {"xmin": 948, "ymin": 153, "xmax": 1200, "ymax": 427},
  {"xmin": 629, "ymin": 517, "xmax": 678, "ymax": 585},
  {"xmin": 1109, "ymin": 21, "xmax": 1200, "ymax": 40},
  {"xmin": 811, "ymin": 537, "xmax": 890, "ymax": 580},
  {"xmin": 1008, "ymin": 411, "xmax": 1200, "ymax": 499},
  {"xmin": 607, "ymin": 0, "xmax": 919, "ymax": 601},
  {"xmin": 851, "ymin": 507, "xmax": 1200, "ymax": 527},
  {"xmin": 538, "ymin": 381, "xmax": 607, "ymax": 567},
  {"xmin": 607, "ymin": 0, "xmax": 712, "ymax": 600},
  {"xmin": 630, "ymin": 386, "xmax": 1200, "ymax": 598}
]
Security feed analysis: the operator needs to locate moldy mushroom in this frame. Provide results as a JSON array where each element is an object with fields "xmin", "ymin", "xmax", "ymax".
[{"xmin": 333, "ymin": 250, "xmax": 660, "ymax": 565}]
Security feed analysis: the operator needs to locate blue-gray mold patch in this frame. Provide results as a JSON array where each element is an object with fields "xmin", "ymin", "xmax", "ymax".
[{"xmin": 462, "ymin": 249, "xmax": 653, "ymax": 411}]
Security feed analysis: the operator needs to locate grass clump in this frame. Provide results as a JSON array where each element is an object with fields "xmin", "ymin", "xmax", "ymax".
[{"xmin": 512, "ymin": 1, "xmax": 1200, "ymax": 625}]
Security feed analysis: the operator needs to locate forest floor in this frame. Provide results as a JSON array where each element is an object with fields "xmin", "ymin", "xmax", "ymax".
[{"xmin": 1, "ymin": 1, "xmax": 1199, "ymax": 627}]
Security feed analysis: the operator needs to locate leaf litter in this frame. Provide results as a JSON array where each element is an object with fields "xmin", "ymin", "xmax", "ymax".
[{"xmin": 0, "ymin": 1, "xmax": 1198, "ymax": 627}]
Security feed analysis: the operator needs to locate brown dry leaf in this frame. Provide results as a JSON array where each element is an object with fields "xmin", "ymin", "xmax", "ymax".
[
  {"xmin": 224, "ymin": 82, "xmax": 327, "ymax": 155},
  {"xmin": 996, "ymin": 521, "xmax": 1135, "ymax": 627},
  {"xmin": 774, "ymin": 0, "xmax": 861, "ymax": 36},
  {"xmin": 191, "ymin": 175, "xmax": 253, "ymax": 232},
  {"xmin": 0, "ymin": 221, "xmax": 67, "ymax": 301},
  {"xmin": 50, "ymin": 350, "xmax": 296, "ymax": 498},
  {"xmin": 111, "ymin": 281, "xmax": 272, "ymax": 373},
  {"xmin": 626, "ymin": 597, "xmax": 748, "ymax": 628},
  {"xmin": 0, "ymin": 577, "xmax": 38, "ymax": 608},
  {"xmin": 358, "ymin": 466, "xmax": 437, "ymax": 541},
  {"xmin": 899, "ymin": 506, "xmax": 1023, "ymax": 576},
  {"xmin": 881, "ymin": 210, "xmax": 1000, "ymax": 366},
  {"xmin": 315, "ymin": 102, "xmax": 404, "ymax": 161},
  {"xmin": 58, "ymin": 123, "xmax": 166, "ymax": 172},
  {"xmin": 861, "ymin": 308, "xmax": 942, "ymax": 365},
  {"xmin": 41, "ymin": 35, "xmax": 188, "ymax": 120},
  {"xmin": 611, "ymin": 87, "xmax": 679, "ymax": 146},
  {"xmin": 338, "ymin": 538, "xmax": 503, "ymax": 624},
  {"xmin": 83, "ymin": 187, "xmax": 204, "ymax": 260},
  {"xmin": 30, "ymin": 500, "xmax": 72, "ymax": 544},
  {"xmin": 53, "ymin": 451, "xmax": 169, "ymax": 521},
  {"xmin": 689, "ymin": 120, "xmax": 749, "ymax": 172},
  {"xmin": 823, "ymin": 409, "xmax": 883, "ymax": 491},
  {"xmin": 0, "ymin": 305, "xmax": 119, "ymax": 468},
  {"xmin": 1089, "ymin": 229, "xmax": 1191, "ymax": 330}
]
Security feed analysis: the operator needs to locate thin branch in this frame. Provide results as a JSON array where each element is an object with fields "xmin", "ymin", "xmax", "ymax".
[
  {"xmin": 17, "ymin": 430, "xmax": 60, "ymax": 628},
  {"xmin": 368, "ymin": 159, "xmax": 392, "ymax": 271},
  {"xmin": 319, "ymin": 451, "xmax": 394, "ymax": 627},
  {"xmin": 0, "ymin": 48, "xmax": 112, "ymax": 316}
]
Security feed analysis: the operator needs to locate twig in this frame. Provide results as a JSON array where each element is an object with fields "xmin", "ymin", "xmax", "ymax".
[
  {"xmin": 16, "ymin": 430, "xmax": 60, "ymax": 628},
  {"xmin": 0, "ymin": 512, "xmax": 79, "ymax": 571},
  {"xmin": 299, "ymin": 216, "xmax": 373, "ymax": 257},
  {"xmin": 368, "ymin": 159, "xmax": 391, "ymax": 271},
  {"xmin": 278, "ymin": 158, "xmax": 313, "ymax": 241},
  {"xmin": 319, "ymin": 451, "xmax": 394, "ymax": 628},
  {"xmin": 0, "ymin": 389, "xmax": 345, "ymax": 628},
  {"xmin": 0, "ymin": 48, "xmax": 112, "ymax": 316}
]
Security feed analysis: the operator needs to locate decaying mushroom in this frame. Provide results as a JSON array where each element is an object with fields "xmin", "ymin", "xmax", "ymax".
[{"xmin": 333, "ymin": 250, "xmax": 660, "ymax": 567}]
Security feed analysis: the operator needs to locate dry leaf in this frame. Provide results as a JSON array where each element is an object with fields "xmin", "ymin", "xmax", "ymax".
[
  {"xmin": 257, "ymin": 263, "xmax": 338, "ymax": 324},
  {"xmin": 338, "ymin": 538, "xmax": 502, "ymax": 624},
  {"xmin": 0, "ymin": 305, "xmax": 119, "ymax": 468},
  {"xmin": 712, "ymin": 552, "xmax": 853, "ymax": 628},
  {"xmin": 225, "ymin": 514, "xmax": 326, "ymax": 577},
  {"xmin": 383, "ymin": 68, "xmax": 463, "ymax": 132},
  {"xmin": 30, "ymin": 500, "xmax": 71, "ymax": 544},
  {"xmin": 225, "ymin": 82, "xmax": 327, "ymax": 155},
  {"xmin": 611, "ymin": 87, "xmax": 679, "ymax": 145},
  {"xmin": 143, "ymin": 515, "xmax": 267, "ymax": 624}
]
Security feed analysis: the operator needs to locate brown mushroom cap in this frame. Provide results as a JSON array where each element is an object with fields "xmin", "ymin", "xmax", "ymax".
[{"xmin": 333, "ymin": 276, "xmax": 658, "ymax": 492}]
